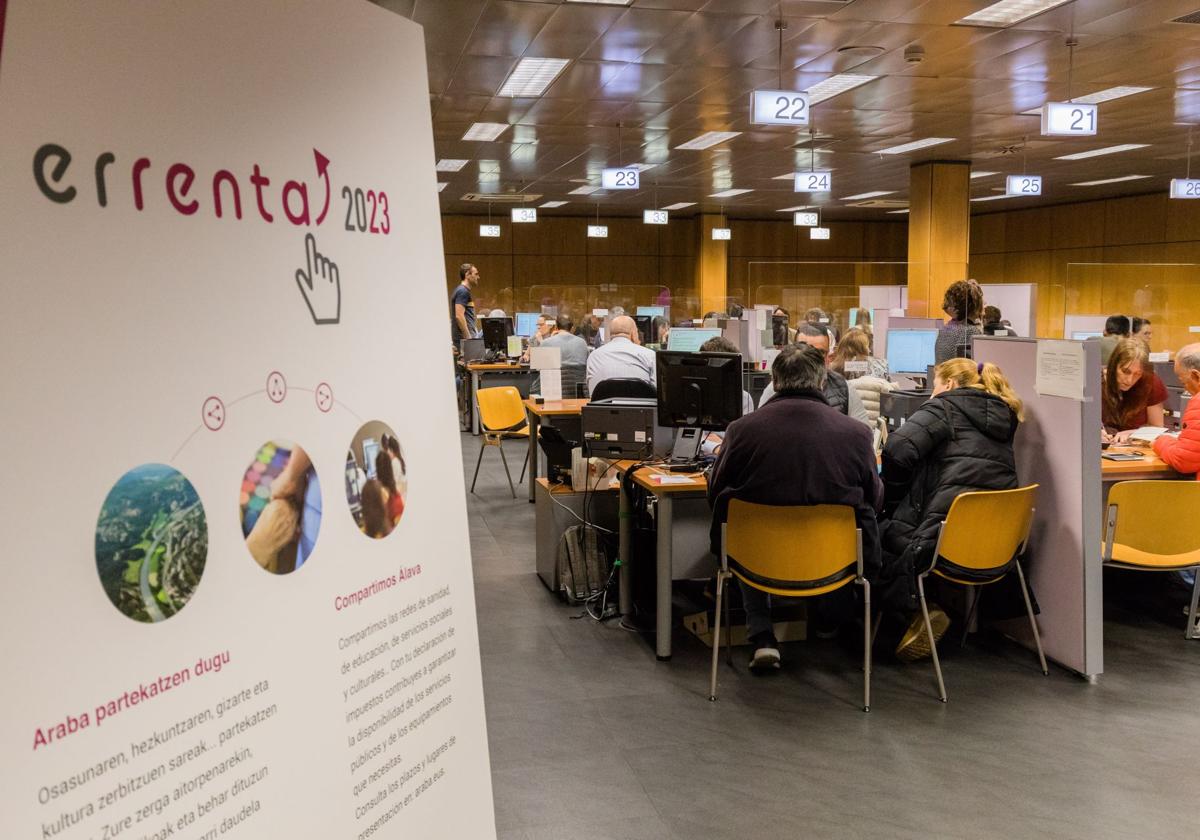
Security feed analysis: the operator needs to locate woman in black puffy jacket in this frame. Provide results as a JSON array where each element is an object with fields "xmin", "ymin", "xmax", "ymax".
[{"xmin": 879, "ymin": 357, "xmax": 1025, "ymax": 660}]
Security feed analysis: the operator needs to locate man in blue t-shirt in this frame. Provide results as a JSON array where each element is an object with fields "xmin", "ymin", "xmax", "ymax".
[{"xmin": 451, "ymin": 263, "xmax": 480, "ymax": 343}]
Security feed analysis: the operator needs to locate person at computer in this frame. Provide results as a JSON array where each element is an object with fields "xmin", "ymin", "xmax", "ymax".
[
  {"xmin": 1154, "ymin": 344, "xmax": 1200, "ymax": 477},
  {"xmin": 651, "ymin": 315, "xmax": 671, "ymax": 348},
  {"xmin": 773, "ymin": 307, "xmax": 797, "ymax": 345},
  {"xmin": 982, "ymin": 305, "xmax": 1018, "ymax": 337},
  {"xmin": 757, "ymin": 324, "xmax": 872, "ymax": 427},
  {"xmin": 830, "ymin": 328, "xmax": 888, "ymax": 379},
  {"xmin": 1132, "ymin": 316, "xmax": 1153, "ymax": 348},
  {"xmin": 934, "ymin": 279, "xmax": 983, "ymax": 364},
  {"xmin": 527, "ymin": 314, "xmax": 554, "ymax": 349},
  {"xmin": 533, "ymin": 315, "xmax": 590, "ymax": 396},
  {"xmin": 707, "ymin": 344, "xmax": 883, "ymax": 672},
  {"xmin": 585, "ymin": 314, "xmax": 656, "ymax": 395},
  {"xmin": 1102, "ymin": 338, "xmax": 1167, "ymax": 443},
  {"xmin": 878, "ymin": 357, "xmax": 1025, "ymax": 661},
  {"xmin": 450, "ymin": 263, "xmax": 480, "ymax": 344},
  {"xmin": 1100, "ymin": 314, "xmax": 1132, "ymax": 366}
]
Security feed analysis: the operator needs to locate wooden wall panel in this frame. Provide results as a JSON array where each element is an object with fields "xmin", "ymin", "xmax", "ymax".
[
  {"xmin": 969, "ymin": 211, "xmax": 1005, "ymax": 255},
  {"xmin": 729, "ymin": 220, "xmax": 797, "ymax": 258},
  {"xmin": 1004, "ymin": 207, "xmax": 1054, "ymax": 253},
  {"xmin": 1052, "ymin": 201, "xmax": 1105, "ymax": 249},
  {"xmin": 1104, "ymin": 195, "xmax": 1167, "ymax": 247}
]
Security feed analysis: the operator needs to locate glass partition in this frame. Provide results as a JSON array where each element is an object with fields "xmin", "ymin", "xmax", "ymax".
[
  {"xmin": 1065, "ymin": 263, "xmax": 1199, "ymax": 355},
  {"xmin": 749, "ymin": 261, "xmax": 908, "ymax": 342}
]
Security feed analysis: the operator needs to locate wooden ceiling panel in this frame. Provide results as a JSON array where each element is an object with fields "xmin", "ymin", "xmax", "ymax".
[
  {"xmin": 638, "ymin": 12, "xmax": 759, "ymax": 67},
  {"xmin": 463, "ymin": 1, "xmax": 558, "ymax": 59},
  {"xmin": 523, "ymin": 5, "xmax": 627, "ymax": 58},
  {"xmin": 580, "ymin": 8, "xmax": 696, "ymax": 63}
]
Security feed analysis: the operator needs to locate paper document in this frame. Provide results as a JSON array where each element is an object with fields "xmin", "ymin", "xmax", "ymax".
[
  {"xmin": 1129, "ymin": 426, "xmax": 1173, "ymax": 443},
  {"xmin": 1035, "ymin": 339, "xmax": 1087, "ymax": 400},
  {"xmin": 652, "ymin": 475, "xmax": 696, "ymax": 485}
]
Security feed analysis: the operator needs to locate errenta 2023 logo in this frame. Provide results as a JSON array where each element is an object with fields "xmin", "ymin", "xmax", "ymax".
[{"xmin": 31, "ymin": 144, "xmax": 393, "ymax": 325}]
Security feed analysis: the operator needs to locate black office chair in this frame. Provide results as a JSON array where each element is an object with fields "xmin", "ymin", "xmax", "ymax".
[{"xmin": 590, "ymin": 377, "xmax": 656, "ymax": 401}]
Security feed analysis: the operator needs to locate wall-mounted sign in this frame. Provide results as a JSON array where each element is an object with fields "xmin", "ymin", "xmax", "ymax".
[
  {"xmin": 794, "ymin": 171, "xmax": 832, "ymax": 193},
  {"xmin": 601, "ymin": 168, "xmax": 639, "ymax": 190},
  {"xmin": 1170, "ymin": 178, "xmax": 1200, "ymax": 199},
  {"xmin": 587, "ymin": 224, "xmax": 609, "ymax": 237},
  {"xmin": 1006, "ymin": 175, "xmax": 1043, "ymax": 196},
  {"xmin": 750, "ymin": 89, "xmax": 810, "ymax": 127},
  {"xmin": 480, "ymin": 224, "xmax": 501, "ymax": 237},
  {"xmin": 511, "ymin": 207, "xmax": 537, "ymax": 223},
  {"xmin": 810, "ymin": 227, "xmax": 831, "ymax": 240},
  {"xmin": 1041, "ymin": 101, "xmax": 1098, "ymax": 136},
  {"xmin": 711, "ymin": 227, "xmax": 731, "ymax": 240},
  {"xmin": 643, "ymin": 209, "xmax": 669, "ymax": 225},
  {"xmin": 793, "ymin": 211, "xmax": 819, "ymax": 227}
]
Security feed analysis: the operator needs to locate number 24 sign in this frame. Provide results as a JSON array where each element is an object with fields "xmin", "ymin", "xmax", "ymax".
[{"xmin": 751, "ymin": 90, "xmax": 810, "ymax": 126}]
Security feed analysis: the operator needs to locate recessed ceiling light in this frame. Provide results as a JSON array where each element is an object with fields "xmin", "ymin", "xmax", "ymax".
[
  {"xmin": 807, "ymin": 74, "xmax": 878, "ymax": 105},
  {"xmin": 1020, "ymin": 85, "xmax": 1155, "ymax": 115},
  {"xmin": 710, "ymin": 188, "xmax": 752, "ymax": 198},
  {"xmin": 1055, "ymin": 143, "xmax": 1149, "ymax": 161},
  {"xmin": 970, "ymin": 170, "xmax": 1000, "ymax": 179},
  {"xmin": 436, "ymin": 159, "xmax": 469, "ymax": 172},
  {"xmin": 462, "ymin": 122, "xmax": 509, "ymax": 142},
  {"xmin": 436, "ymin": 183, "xmax": 448, "ymax": 192},
  {"xmin": 568, "ymin": 185, "xmax": 601, "ymax": 195},
  {"xmin": 841, "ymin": 190, "xmax": 896, "ymax": 201},
  {"xmin": 675, "ymin": 131, "xmax": 740, "ymax": 151},
  {"xmin": 1069, "ymin": 175, "xmax": 1152, "ymax": 186},
  {"xmin": 878, "ymin": 138, "xmax": 954, "ymax": 155},
  {"xmin": 540, "ymin": 200, "xmax": 569, "ymax": 208},
  {"xmin": 887, "ymin": 209, "xmax": 910, "ymax": 214},
  {"xmin": 662, "ymin": 202, "xmax": 696, "ymax": 210},
  {"xmin": 955, "ymin": 0, "xmax": 1073, "ymax": 28},
  {"xmin": 498, "ymin": 57, "xmax": 570, "ymax": 98}
]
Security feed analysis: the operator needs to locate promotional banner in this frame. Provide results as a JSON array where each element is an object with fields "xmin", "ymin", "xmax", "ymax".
[{"xmin": 0, "ymin": 2, "xmax": 496, "ymax": 837}]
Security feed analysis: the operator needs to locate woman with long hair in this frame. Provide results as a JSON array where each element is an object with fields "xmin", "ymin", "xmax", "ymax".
[
  {"xmin": 359, "ymin": 479, "xmax": 392, "ymax": 539},
  {"xmin": 829, "ymin": 327, "xmax": 888, "ymax": 379},
  {"xmin": 1102, "ymin": 338, "xmax": 1166, "ymax": 443},
  {"xmin": 375, "ymin": 450, "xmax": 405, "ymax": 526},
  {"xmin": 879, "ymin": 357, "xmax": 1025, "ymax": 660}
]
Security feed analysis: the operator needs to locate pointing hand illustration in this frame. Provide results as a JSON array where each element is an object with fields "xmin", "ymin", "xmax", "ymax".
[{"xmin": 295, "ymin": 233, "xmax": 341, "ymax": 325}]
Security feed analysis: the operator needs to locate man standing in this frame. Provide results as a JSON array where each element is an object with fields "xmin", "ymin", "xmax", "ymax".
[
  {"xmin": 585, "ymin": 314, "xmax": 656, "ymax": 394},
  {"xmin": 451, "ymin": 263, "xmax": 479, "ymax": 344},
  {"xmin": 757, "ymin": 323, "xmax": 872, "ymax": 427},
  {"xmin": 708, "ymin": 344, "xmax": 883, "ymax": 671}
]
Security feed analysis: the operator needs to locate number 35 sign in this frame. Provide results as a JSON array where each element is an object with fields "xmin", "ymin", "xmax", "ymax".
[{"xmin": 751, "ymin": 90, "xmax": 811, "ymax": 126}]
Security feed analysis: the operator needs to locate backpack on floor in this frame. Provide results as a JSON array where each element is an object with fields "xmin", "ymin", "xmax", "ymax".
[{"xmin": 556, "ymin": 524, "xmax": 610, "ymax": 605}]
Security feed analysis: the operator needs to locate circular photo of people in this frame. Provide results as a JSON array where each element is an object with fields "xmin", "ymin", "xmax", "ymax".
[
  {"xmin": 240, "ymin": 440, "xmax": 321, "ymax": 574},
  {"xmin": 344, "ymin": 421, "xmax": 407, "ymax": 539},
  {"xmin": 95, "ymin": 464, "xmax": 207, "ymax": 623}
]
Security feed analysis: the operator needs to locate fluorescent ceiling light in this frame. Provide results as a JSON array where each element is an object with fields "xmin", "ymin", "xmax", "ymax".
[
  {"xmin": 662, "ymin": 202, "xmax": 695, "ymax": 210},
  {"xmin": 565, "ymin": 0, "xmax": 632, "ymax": 4},
  {"xmin": 436, "ymin": 159, "xmax": 469, "ymax": 172},
  {"xmin": 1021, "ymin": 85, "xmax": 1155, "ymax": 115},
  {"xmin": 878, "ymin": 138, "xmax": 954, "ymax": 155},
  {"xmin": 1069, "ymin": 175, "xmax": 1152, "ymax": 186},
  {"xmin": 675, "ymin": 131, "xmax": 740, "ymax": 151},
  {"xmin": 970, "ymin": 170, "xmax": 1000, "ymax": 179},
  {"xmin": 540, "ymin": 200, "xmax": 568, "ymax": 208},
  {"xmin": 887, "ymin": 209, "xmax": 910, "ymax": 214},
  {"xmin": 628, "ymin": 163, "xmax": 658, "ymax": 172},
  {"xmin": 568, "ymin": 185, "xmax": 601, "ymax": 195},
  {"xmin": 807, "ymin": 74, "xmax": 878, "ymax": 105},
  {"xmin": 971, "ymin": 194, "xmax": 1020, "ymax": 202},
  {"xmin": 462, "ymin": 122, "xmax": 509, "ymax": 142},
  {"xmin": 1055, "ymin": 143, "xmax": 1149, "ymax": 161},
  {"xmin": 436, "ymin": 183, "xmax": 448, "ymax": 192},
  {"xmin": 777, "ymin": 205, "xmax": 813, "ymax": 212},
  {"xmin": 498, "ymin": 57, "xmax": 570, "ymax": 98},
  {"xmin": 842, "ymin": 190, "xmax": 896, "ymax": 201},
  {"xmin": 956, "ymin": 0, "xmax": 1073, "ymax": 28},
  {"xmin": 709, "ymin": 188, "xmax": 752, "ymax": 198}
]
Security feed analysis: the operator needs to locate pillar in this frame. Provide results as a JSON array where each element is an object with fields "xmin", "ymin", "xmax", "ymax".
[
  {"xmin": 906, "ymin": 161, "xmax": 971, "ymax": 318},
  {"xmin": 695, "ymin": 214, "xmax": 728, "ymax": 315}
]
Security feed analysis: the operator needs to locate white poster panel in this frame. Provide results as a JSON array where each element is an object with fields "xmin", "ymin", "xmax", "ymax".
[{"xmin": 0, "ymin": 2, "xmax": 496, "ymax": 838}]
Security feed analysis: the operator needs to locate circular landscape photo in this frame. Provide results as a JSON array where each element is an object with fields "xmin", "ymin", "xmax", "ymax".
[
  {"xmin": 345, "ymin": 421, "xmax": 407, "ymax": 539},
  {"xmin": 240, "ymin": 440, "xmax": 321, "ymax": 574},
  {"xmin": 95, "ymin": 464, "xmax": 208, "ymax": 623}
]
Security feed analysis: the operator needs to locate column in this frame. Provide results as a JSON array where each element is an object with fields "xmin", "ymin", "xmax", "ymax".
[
  {"xmin": 695, "ymin": 213, "xmax": 728, "ymax": 315},
  {"xmin": 906, "ymin": 161, "xmax": 971, "ymax": 318}
]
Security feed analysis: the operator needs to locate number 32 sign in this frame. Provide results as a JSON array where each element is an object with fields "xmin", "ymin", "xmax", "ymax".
[{"xmin": 751, "ymin": 90, "xmax": 810, "ymax": 127}]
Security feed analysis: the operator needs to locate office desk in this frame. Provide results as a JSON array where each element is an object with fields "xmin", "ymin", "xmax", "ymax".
[
  {"xmin": 466, "ymin": 362, "xmax": 531, "ymax": 435},
  {"xmin": 533, "ymin": 477, "xmax": 618, "ymax": 592},
  {"xmin": 613, "ymin": 461, "xmax": 709, "ymax": 660},
  {"xmin": 1101, "ymin": 447, "xmax": 1180, "ymax": 481},
  {"xmin": 522, "ymin": 398, "xmax": 589, "ymax": 502}
]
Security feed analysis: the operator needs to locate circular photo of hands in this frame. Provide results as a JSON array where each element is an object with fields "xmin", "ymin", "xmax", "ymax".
[
  {"xmin": 240, "ymin": 440, "xmax": 322, "ymax": 574},
  {"xmin": 344, "ymin": 421, "xmax": 407, "ymax": 539}
]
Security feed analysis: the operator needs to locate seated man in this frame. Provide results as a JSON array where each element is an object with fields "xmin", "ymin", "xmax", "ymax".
[
  {"xmin": 708, "ymin": 344, "xmax": 883, "ymax": 671},
  {"xmin": 585, "ymin": 314, "xmax": 656, "ymax": 395},
  {"xmin": 1153, "ymin": 344, "xmax": 1200, "ymax": 610},
  {"xmin": 757, "ymin": 323, "xmax": 872, "ymax": 427},
  {"xmin": 1100, "ymin": 314, "xmax": 1131, "ymax": 366},
  {"xmin": 533, "ymin": 315, "xmax": 590, "ymax": 396}
]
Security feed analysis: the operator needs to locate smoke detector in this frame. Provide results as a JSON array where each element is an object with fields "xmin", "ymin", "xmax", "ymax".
[{"xmin": 904, "ymin": 44, "xmax": 925, "ymax": 64}]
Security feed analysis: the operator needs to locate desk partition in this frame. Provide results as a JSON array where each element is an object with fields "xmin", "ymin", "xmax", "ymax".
[{"xmin": 974, "ymin": 336, "xmax": 1103, "ymax": 679}]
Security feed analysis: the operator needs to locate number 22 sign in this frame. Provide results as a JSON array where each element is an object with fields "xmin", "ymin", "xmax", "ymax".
[{"xmin": 751, "ymin": 90, "xmax": 810, "ymax": 127}]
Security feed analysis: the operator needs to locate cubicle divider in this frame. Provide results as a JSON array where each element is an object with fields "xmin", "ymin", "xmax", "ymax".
[{"xmin": 973, "ymin": 336, "xmax": 1103, "ymax": 679}]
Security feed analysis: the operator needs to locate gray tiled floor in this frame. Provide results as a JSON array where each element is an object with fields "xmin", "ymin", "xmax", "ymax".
[{"xmin": 462, "ymin": 433, "xmax": 1198, "ymax": 839}]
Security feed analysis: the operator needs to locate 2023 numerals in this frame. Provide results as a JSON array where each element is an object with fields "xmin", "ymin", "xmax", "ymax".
[{"xmin": 342, "ymin": 186, "xmax": 390, "ymax": 234}]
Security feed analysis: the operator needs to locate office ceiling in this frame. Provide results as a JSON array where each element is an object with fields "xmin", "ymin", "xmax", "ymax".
[{"xmin": 375, "ymin": 0, "xmax": 1200, "ymax": 220}]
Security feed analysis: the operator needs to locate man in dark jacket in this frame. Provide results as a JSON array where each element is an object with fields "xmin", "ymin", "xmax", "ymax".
[
  {"xmin": 879, "ymin": 382, "xmax": 1019, "ymax": 615},
  {"xmin": 708, "ymin": 344, "xmax": 883, "ymax": 671}
]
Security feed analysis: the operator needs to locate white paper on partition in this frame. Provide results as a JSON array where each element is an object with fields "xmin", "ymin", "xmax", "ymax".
[
  {"xmin": 1035, "ymin": 339, "xmax": 1087, "ymax": 401},
  {"xmin": 540, "ymin": 369, "xmax": 563, "ymax": 401},
  {"xmin": 529, "ymin": 346, "xmax": 562, "ymax": 370}
]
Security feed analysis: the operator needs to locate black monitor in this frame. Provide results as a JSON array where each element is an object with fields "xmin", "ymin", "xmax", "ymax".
[
  {"xmin": 656, "ymin": 351, "xmax": 743, "ymax": 431},
  {"xmin": 481, "ymin": 317, "xmax": 514, "ymax": 352},
  {"xmin": 633, "ymin": 314, "xmax": 653, "ymax": 346}
]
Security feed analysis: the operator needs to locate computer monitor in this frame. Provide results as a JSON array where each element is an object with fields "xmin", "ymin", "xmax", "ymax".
[
  {"xmin": 633, "ymin": 314, "xmax": 653, "ymax": 345},
  {"xmin": 886, "ymin": 329, "xmax": 938, "ymax": 375},
  {"xmin": 481, "ymin": 316, "xmax": 514, "ymax": 352},
  {"xmin": 637, "ymin": 305, "xmax": 666, "ymax": 318},
  {"xmin": 362, "ymin": 438, "xmax": 380, "ymax": 479},
  {"xmin": 665, "ymin": 327, "xmax": 722, "ymax": 353},
  {"xmin": 656, "ymin": 351, "xmax": 743, "ymax": 432},
  {"xmin": 514, "ymin": 312, "xmax": 541, "ymax": 337},
  {"xmin": 1071, "ymin": 331, "xmax": 1102, "ymax": 341}
]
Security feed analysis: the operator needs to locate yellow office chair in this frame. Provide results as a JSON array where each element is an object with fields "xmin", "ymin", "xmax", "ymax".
[
  {"xmin": 710, "ymin": 500, "xmax": 872, "ymax": 712},
  {"xmin": 913, "ymin": 485, "xmax": 1047, "ymax": 703},
  {"xmin": 472, "ymin": 386, "xmax": 530, "ymax": 499},
  {"xmin": 1103, "ymin": 480, "xmax": 1200, "ymax": 641}
]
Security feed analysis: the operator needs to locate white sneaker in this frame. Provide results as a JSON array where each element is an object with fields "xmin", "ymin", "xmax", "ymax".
[{"xmin": 749, "ymin": 646, "xmax": 781, "ymax": 672}]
